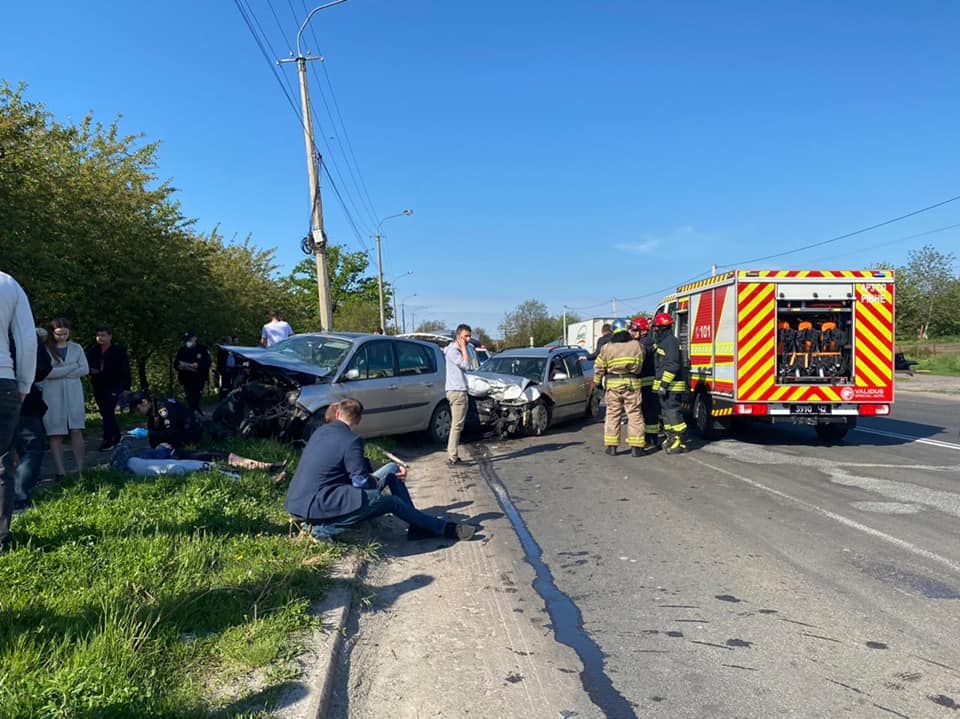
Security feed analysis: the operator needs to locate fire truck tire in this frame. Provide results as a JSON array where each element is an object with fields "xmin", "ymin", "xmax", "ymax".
[
  {"xmin": 693, "ymin": 392, "xmax": 714, "ymax": 440},
  {"xmin": 815, "ymin": 420, "xmax": 853, "ymax": 443}
]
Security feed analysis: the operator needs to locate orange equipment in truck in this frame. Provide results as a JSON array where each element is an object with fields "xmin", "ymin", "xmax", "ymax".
[{"xmin": 655, "ymin": 269, "xmax": 895, "ymax": 442}]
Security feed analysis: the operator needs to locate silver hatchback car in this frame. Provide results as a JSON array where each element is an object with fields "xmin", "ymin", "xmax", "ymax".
[{"xmin": 223, "ymin": 333, "xmax": 452, "ymax": 443}]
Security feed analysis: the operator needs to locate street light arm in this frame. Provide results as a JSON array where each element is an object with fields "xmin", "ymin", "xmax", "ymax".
[
  {"xmin": 375, "ymin": 209, "xmax": 414, "ymax": 235},
  {"xmin": 296, "ymin": 0, "xmax": 350, "ymax": 57}
]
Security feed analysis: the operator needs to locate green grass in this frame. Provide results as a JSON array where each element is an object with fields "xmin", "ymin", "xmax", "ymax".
[
  {"xmin": 0, "ymin": 437, "xmax": 382, "ymax": 718},
  {"xmin": 915, "ymin": 353, "xmax": 960, "ymax": 377}
]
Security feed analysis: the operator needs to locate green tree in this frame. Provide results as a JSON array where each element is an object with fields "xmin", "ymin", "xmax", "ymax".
[
  {"xmin": 895, "ymin": 245, "xmax": 958, "ymax": 341},
  {"xmin": 286, "ymin": 245, "xmax": 390, "ymax": 332},
  {"xmin": 500, "ymin": 299, "xmax": 568, "ymax": 347}
]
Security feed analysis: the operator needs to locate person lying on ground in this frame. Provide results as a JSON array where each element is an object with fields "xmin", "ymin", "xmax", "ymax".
[
  {"xmin": 284, "ymin": 397, "xmax": 477, "ymax": 544},
  {"xmin": 126, "ymin": 390, "xmax": 201, "ymax": 450},
  {"xmin": 108, "ymin": 438, "xmax": 288, "ymax": 481}
]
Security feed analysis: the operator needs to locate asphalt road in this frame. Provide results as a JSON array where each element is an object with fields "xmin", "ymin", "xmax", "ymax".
[{"xmin": 469, "ymin": 392, "xmax": 960, "ymax": 718}]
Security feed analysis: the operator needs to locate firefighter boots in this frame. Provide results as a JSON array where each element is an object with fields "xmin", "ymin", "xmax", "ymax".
[
  {"xmin": 605, "ymin": 446, "xmax": 617, "ymax": 456},
  {"xmin": 631, "ymin": 446, "xmax": 644, "ymax": 458}
]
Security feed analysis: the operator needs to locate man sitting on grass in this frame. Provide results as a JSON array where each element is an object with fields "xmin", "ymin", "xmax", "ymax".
[{"xmin": 285, "ymin": 398, "xmax": 476, "ymax": 544}]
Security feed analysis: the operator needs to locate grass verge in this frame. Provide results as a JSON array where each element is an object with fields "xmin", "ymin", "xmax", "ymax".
[{"xmin": 0, "ymin": 437, "xmax": 380, "ymax": 718}]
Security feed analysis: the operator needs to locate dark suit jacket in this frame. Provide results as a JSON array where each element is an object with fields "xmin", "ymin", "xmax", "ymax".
[
  {"xmin": 86, "ymin": 343, "xmax": 131, "ymax": 395},
  {"xmin": 285, "ymin": 420, "xmax": 372, "ymax": 521}
]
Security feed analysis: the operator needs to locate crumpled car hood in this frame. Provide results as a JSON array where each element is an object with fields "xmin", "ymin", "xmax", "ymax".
[
  {"xmin": 223, "ymin": 345, "xmax": 331, "ymax": 379},
  {"xmin": 467, "ymin": 371, "xmax": 541, "ymax": 403}
]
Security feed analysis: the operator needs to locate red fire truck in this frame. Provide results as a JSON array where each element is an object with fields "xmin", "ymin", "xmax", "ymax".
[{"xmin": 654, "ymin": 269, "xmax": 895, "ymax": 441}]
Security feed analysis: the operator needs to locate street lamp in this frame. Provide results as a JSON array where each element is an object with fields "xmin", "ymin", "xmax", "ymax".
[{"xmin": 374, "ymin": 209, "xmax": 413, "ymax": 333}]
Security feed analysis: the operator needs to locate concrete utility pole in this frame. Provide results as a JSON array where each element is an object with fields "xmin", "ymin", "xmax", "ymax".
[{"xmin": 279, "ymin": 0, "xmax": 350, "ymax": 331}]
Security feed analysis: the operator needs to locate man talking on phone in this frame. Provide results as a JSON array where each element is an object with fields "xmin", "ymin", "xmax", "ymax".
[{"xmin": 443, "ymin": 324, "xmax": 473, "ymax": 466}]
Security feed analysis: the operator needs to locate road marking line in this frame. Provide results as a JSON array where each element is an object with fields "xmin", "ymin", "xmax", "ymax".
[
  {"xmin": 687, "ymin": 455, "xmax": 960, "ymax": 575},
  {"xmin": 854, "ymin": 426, "xmax": 960, "ymax": 451}
]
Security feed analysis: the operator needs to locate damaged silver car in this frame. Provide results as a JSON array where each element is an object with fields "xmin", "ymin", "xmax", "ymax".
[
  {"xmin": 466, "ymin": 347, "xmax": 600, "ymax": 437},
  {"xmin": 213, "ymin": 333, "xmax": 452, "ymax": 444}
]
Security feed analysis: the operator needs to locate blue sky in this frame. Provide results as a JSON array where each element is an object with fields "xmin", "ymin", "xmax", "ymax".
[{"xmin": 3, "ymin": 0, "xmax": 959, "ymax": 335}]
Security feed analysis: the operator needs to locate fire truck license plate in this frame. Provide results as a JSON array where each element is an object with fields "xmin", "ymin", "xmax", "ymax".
[{"xmin": 790, "ymin": 404, "xmax": 832, "ymax": 415}]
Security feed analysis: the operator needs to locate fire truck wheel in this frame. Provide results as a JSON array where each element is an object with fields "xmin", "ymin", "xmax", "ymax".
[
  {"xmin": 815, "ymin": 422, "xmax": 850, "ymax": 443},
  {"xmin": 693, "ymin": 392, "xmax": 714, "ymax": 440}
]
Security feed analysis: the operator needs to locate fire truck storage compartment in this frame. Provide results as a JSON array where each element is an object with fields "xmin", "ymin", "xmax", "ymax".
[{"xmin": 776, "ymin": 291, "xmax": 853, "ymax": 384}]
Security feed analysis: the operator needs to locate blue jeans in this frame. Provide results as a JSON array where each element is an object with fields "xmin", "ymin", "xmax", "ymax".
[
  {"xmin": 311, "ymin": 462, "xmax": 446, "ymax": 540},
  {"xmin": 14, "ymin": 414, "xmax": 46, "ymax": 503},
  {"xmin": 0, "ymin": 379, "xmax": 22, "ymax": 550}
]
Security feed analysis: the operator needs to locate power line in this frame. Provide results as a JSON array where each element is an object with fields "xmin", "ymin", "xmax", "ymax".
[
  {"xmin": 716, "ymin": 193, "xmax": 960, "ymax": 269},
  {"xmin": 234, "ymin": 0, "xmax": 375, "ymax": 255},
  {"xmin": 296, "ymin": 0, "xmax": 377, "ymax": 232}
]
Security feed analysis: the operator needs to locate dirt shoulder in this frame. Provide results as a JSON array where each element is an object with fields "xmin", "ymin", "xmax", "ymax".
[{"xmin": 895, "ymin": 372, "xmax": 960, "ymax": 397}]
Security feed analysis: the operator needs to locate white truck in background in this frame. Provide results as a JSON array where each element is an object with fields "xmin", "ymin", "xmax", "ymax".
[{"xmin": 566, "ymin": 318, "xmax": 616, "ymax": 353}]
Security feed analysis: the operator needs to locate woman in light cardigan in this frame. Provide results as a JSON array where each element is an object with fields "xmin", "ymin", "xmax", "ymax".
[{"xmin": 42, "ymin": 318, "xmax": 89, "ymax": 478}]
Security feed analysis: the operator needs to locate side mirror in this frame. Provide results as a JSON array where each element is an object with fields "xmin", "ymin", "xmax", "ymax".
[{"xmin": 343, "ymin": 368, "xmax": 360, "ymax": 381}]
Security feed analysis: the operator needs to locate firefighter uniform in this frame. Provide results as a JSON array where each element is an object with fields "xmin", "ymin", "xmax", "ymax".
[
  {"xmin": 653, "ymin": 316, "xmax": 688, "ymax": 454},
  {"xmin": 635, "ymin": 324, "xmax": 661, "ymax": 449},
  {"xmin": 593, "ymin": 323, "xmax": 645, "ymax": 456}
]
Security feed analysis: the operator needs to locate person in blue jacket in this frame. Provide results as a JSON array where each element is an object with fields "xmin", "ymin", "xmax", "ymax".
[{"xmin": 285, "ymin": 398, "xmax": 477, "ymax": 544}]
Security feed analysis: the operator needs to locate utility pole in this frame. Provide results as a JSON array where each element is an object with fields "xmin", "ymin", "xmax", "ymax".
[
  {"xmin": 562, "ymin": 305, "xmax": 568, "ymax": 345},
  {"xmin": 279, "ymin": 1, "xmax": 350, "ymax": 331},
  {"xmin": 612, "ymin": 297, "xmax": 617, "ymax": 314},
  {"xmin": 373, "ymin": 210, "xmax": 413, "ymax": 334}
]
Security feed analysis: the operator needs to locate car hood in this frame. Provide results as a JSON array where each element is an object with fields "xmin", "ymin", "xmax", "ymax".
[
  {"xmin": 467, "ymin": 371, "xmax": 541, "ymax": 403},
  {"xmin": 223, "ymin": 345, "xmax": 332, "ymax": 379}
]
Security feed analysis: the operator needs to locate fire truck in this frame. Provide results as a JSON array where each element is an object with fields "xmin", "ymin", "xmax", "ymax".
[{"xmin": 654, "ymin": 270, "xmax": 895, "ymax": 441}]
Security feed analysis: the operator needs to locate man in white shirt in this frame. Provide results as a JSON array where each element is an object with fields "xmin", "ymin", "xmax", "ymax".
[
  {"xmin": 443, "ymin": 324, "xmax": 473, "ymax": 466},
  {"xmin": 260, "ymin": 310, "xmax": 294, "ymax": 347},
  {"xmin": 1, "ymin": 271, "xmax": 36, "ymax": 553}
]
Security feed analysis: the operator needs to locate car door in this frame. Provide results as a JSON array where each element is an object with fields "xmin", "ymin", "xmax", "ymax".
[
  {"xmin": 335, "ymin": 339, "xmax": 398, "ymax": 437},
  {"xmin": 392, "ymin": 340, "xmax": 442, "ymax": 432},
  {"xmin": 547, "ymin": 353, "xmax": 581, "ymax": 420}
]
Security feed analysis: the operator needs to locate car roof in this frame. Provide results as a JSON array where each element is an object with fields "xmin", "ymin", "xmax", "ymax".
[{"xmin": 491, "ymin": 346, "xmax": 584, "ymax": 358}]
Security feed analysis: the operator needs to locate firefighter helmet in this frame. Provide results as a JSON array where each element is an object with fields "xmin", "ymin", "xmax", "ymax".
[
  {"xmin": 653, "ymin": 312, "xmax": 674, "ymax": 327},
  {"xmin": 611, "ymin": 318, "xmax": 629, "ymax": 334},
  {"xmin": 630, "ymin": 316, "xmax": 650, "ymax": 332}
]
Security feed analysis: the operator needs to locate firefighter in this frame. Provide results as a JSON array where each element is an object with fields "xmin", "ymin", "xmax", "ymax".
[
  {"xmin": 652, "ymin": 312, "xmax": 687, "ymax": 454},
  {"xmin": 593, "ymin": 319, "xmax": 645, "ymax": 457},
  {"xmin": 630, "ymin": 316, "xmax": 660, "ymax": 451}
]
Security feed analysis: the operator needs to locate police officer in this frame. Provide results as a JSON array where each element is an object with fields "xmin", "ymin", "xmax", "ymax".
[
  {"xmin": 593, "ymin": 319, "xmax": 645, "ymax": 457},
  {"xmin": 629, "ymin": 317, "xmax": 660, "ymax": 451},
  {"xmin": 174, "ymin": 331, "xmax": 211, "ymax": 414},
  {"xmin": 129, "ymin": 390, "xmax": 202, "ymax": 450},
  {"xmin": 652, "ymin": 313, "xmax": 687, "ymax": 454}
]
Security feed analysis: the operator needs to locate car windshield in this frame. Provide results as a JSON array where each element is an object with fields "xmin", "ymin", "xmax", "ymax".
[
  {"xmin": 475, "ymin": 356, "xmax": 546, "ymax": 383},
  {"xmin": 267, "ymin": 336, "xmax": 353, "ymax": 376}
]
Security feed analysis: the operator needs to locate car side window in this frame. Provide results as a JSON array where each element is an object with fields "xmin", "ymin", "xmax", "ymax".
[
  {"xmin": 344, "ymin": 341, "xmax": 396, "ymax": 380},
  {"xmin": 550, "ymin": 357, "xmax": 567, "ymax": 379},
  {"xmin": 366, "ymin": 340, "xmax": 396, "ymax": 379},
  {"xmin": 397, "ymin": 341, "xmax": 435, "ymax": 376},
  {"xmin": 562, "ymin": 354, "xmax": 582, "ymax": 377}
]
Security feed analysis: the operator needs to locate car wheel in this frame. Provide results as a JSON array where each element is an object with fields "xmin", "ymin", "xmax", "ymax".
[
  {"xmin": 586, "ymin": 389, "xmax": 602, "ymax": 420},
  {"xmin": 427, "ymin": 401, "xmax": 452, "ymax": 445},
  {"xmin": 301, "ymin": 408, "xmax": 328, "ymax": 441},
  {"xmin": 693, "ymin": 392, "xmax": 713, "ymax": 440},
  {"xmin": 815, "ymin": 420, "xmax": 853, "ymax": 443},
  {"xmin": 528, "ymin": 400, "xmax": 550, "ymax": 436}
]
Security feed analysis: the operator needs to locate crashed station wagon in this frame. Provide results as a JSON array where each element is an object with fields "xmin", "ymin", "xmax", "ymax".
[{"xmin": 467, "ymin": 346, "xmax": 600, "ymax": 437}]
